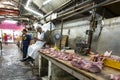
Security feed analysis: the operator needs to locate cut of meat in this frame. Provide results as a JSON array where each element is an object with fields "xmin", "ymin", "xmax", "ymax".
[
  {"xmin": 110, "ymin": 74, "xmax": 120, "ymax": 80},
  {"xmin": 71, "ymin": 58, "xmax": 103, "ymax": 73}
]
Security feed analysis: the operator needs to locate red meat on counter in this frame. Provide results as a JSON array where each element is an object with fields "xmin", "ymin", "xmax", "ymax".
[
  {"xmin": 110, "ymin": 74, "xmax": 120, "ymax": 80},
  {"xmin": 71, "ymin": 58, "xmax": 103, "ymax": 73}
]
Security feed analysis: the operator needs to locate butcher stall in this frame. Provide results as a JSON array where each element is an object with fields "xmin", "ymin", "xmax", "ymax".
[{"xmin": 38, "ymin": 48, "xmax": 120, "ymax": 80}]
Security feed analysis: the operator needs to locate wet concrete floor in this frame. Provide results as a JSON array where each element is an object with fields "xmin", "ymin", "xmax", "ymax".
[{"xmin": 0, "ymin": 44, "xmax": 40, "ymax": 80}]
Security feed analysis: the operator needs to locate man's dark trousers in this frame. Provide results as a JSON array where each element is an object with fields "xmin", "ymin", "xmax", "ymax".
[{"xmin": 23, "ymin": 46, "xmax": 28, "ymax": 59}]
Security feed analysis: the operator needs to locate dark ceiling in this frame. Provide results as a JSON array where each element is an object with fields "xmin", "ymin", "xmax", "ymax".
[
  {"xmin": 105, "ymin": 1, "xmax": 120, "ymax": 16},
  {"xmin": 96, "ymin": 1, "xmax": 120, "ymax": 19}
]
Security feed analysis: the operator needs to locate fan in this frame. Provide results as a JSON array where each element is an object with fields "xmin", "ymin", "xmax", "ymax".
[
  {"xmin": 53, "ymin": 33, "xmax": 61, "ymax": 50},
  {"xmin": 54, "ymin": 33, "xmax": 61, "ymax": 40}
]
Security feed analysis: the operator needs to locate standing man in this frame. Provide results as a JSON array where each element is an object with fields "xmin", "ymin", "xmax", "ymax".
[{"xmin": 20, "ymin": 29, "xmax": 31, "ymax": 61}]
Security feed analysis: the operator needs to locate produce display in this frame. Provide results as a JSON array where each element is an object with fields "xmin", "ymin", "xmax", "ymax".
[{"xmin": 40, "ymin": 48, "xmax": 103, "ymax": 73}]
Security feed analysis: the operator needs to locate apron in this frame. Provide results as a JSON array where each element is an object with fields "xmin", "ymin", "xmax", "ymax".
[{"xmin": 27, "ymin": 32, "xmax": 45, "ymax": 59}]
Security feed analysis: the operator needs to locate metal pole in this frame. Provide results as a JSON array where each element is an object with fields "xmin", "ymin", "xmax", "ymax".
[
  {"xmin": 50, "ymin": 22, "xmax": 52, "ymax": 45},
  {"xmin": 88, "ymin": 3, "xmax": 96, "ymax": 49},
  {"xmin": 88, "ymin": 23, "xmax": 94, "ymax": 49},
  {"xmin": 59, "ymin": 19, "xmax": 64, "ymax": 49},
  {"xmin": 50, "ymin": 22, "xmax": 52, "ymax": 34},
  {"xmin": 13, "ymin": 30, "xmax": 15, "ymax": 43},
  {"xmin": 1, "ymin": 30, "xmax": 3, "ymax": 42},
  {"xmin": 0, "ymin": 30, "xmax": 2, "ymax": 55}
]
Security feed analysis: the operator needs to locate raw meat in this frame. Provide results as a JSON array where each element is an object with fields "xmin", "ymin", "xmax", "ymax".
[
  {"xmin": 110, "ymin": 74, "xmax": 120, "ymax": 80},
  {"xmin": 71, "ymin": 58, "xmax": 103, "ymax": 73}
]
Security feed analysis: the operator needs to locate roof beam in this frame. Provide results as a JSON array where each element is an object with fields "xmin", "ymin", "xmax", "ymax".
[{"xmin": 103, "ymin": 0, "xmax": 120, "ymax": 6}]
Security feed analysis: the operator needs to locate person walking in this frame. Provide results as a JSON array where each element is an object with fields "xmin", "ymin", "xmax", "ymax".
[{"xmin": 3, "ymin": 33, "xmax": 8, "ymax": 45}]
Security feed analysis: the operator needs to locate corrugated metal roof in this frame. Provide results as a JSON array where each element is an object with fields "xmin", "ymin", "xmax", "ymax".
[
  {"xmin": 33, "ymin": 0, "xmax": 43, "ymax": 8},
  {"xmin": 33, "ymin": 0, "xmax": 68, "ymax": 13}
]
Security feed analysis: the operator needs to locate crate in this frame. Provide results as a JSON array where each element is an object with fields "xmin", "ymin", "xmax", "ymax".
[{"xmin": 103, "ymin": 58, "xmax": 120, "ymax": 70}]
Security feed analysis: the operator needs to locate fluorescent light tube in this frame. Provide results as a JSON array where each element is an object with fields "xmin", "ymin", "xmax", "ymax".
[
  {"xmin": 43, "ymin": 0, "xmax": 52, "ymax": 5},
  {"xmin": 2, "ymin": 1, "xmax": 14, "ymax": 6},
  {"xmin": 26, "ymin": 0, "xmax": 31, "ymax": 7},
  {"xmin": 25, "ymin": 7, "xmax": 43, "ymax": 17},
  {"xmin": 4, "ymin": 20, "xmax": 17, "ymax": 24},
  {"xmin": 25, "ymin": 0, "xmax": 43, "ymax": 17}
]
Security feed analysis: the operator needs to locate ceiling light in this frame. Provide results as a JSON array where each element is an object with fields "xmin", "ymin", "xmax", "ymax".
[
  {"xmin": 25, "ymin": 0, "xmax": 31, "ymax": 7},
  {"xmin": 3, "ymin": 20, "xmax": 18, "ymax": 24},
  {"xmin": 25, "ymin": 7, "xmax": 43, "ymax": 17},
  {"xmin": 25, "ymin": 0, "xmax": 43, "ymax": 17},
  {"xmin": 2, "ymin": 1, "xmax": 14, "ymax": 6},
  {"xmin": 43, "ymin": 0, "xmax": 52, "ymax": 5}
]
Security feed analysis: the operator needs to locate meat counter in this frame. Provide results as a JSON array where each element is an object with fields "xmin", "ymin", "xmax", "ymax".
[{"xmin": 38, "ymin": 49, "xmax": 120, "ymax": 80}]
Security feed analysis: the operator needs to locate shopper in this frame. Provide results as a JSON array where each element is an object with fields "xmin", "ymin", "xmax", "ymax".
[
  {"xmin": 3, "ymin": 33, "xmax": 8, "ymax": 45},
  {"xmin": 20, "ymin": 29, "xmax": 31, "ymax": 61},
  {"xmin": 21, "ymin": 27, "xmax": 46, "ymax": 66}
]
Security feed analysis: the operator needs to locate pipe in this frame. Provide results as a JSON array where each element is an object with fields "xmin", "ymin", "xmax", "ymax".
[
  {"xmin": 40, "ymin": 0, "xmax": 74, "ymax": 19},
  {"xmin": 62, "ymin": 0, "xmax": 114, "ymax": 20}
]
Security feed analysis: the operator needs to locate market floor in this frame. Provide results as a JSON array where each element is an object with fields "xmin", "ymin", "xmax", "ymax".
[{"xmin": 0, "ymin": 44, "xmax": 40, "ymax": 80}]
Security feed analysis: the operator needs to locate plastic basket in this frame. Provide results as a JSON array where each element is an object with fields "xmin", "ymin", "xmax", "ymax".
[{"xmin": 103, "ymin": 58, "xmax": 120, "ymax": 69}]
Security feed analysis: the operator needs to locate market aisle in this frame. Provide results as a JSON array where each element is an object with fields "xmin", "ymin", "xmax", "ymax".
[{"xmin": 0, "ymin": 44, "xmax": 39, "ymax": 80}]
